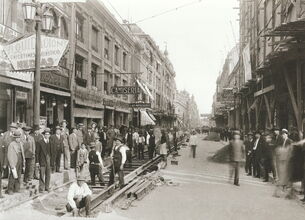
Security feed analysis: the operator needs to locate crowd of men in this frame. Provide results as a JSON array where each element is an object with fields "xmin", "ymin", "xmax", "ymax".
[
  {"xmin": 226, "ymin": 127, "xmax": 305, "ymax": 201},
  {"xmin": 0, "ymin": 120, "xmax": 181, "ymax": 202}
]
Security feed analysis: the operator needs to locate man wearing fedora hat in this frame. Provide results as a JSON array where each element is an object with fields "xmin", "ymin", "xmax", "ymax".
[
  {"xmin": 50, "ymin": 126, "xmax": 64, "ymax": 173},
  {"xmin": 252, "ymin": 130, "xmax": 264, "ymax": 178},
  {"xmin": 7, "ymin": 130, "xmax": 25, "ymax": 195},
  {"xmin": 88, "ymin": 142, "xmax": 105, "ymax": 186},
  {"xmin": 36, "ymin": 128, "xmax": 53, "ymax": 193},
  {"xmin": 66, "ymin": 175, "xmax": 92, "ymax": 217},
  {"xmin": 22, "ymin": 126, "xmax": 36, "ymax": 183},
  {"xmin": 108, "ymin": 136, "xmax": 129, "ymax": 188}
]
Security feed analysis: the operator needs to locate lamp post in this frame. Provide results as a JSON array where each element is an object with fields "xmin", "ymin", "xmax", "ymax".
[{"xmin": 22, "ymin": 1, "xmax": 54, "ymax": 129}]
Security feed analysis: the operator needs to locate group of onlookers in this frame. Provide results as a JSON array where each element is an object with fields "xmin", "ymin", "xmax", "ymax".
[
  {"xmin": 0, "ymin": 120, "xmax": 181, "ymax": 200},
  {"xmin": 227, "ymin": 127, "xmax": 305, "ymax": 201}
]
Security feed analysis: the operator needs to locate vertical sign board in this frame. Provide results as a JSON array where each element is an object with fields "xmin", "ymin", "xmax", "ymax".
[
  {"xmin": 243, "ymin": 43, "xmax": 252, "ymax": 82},
  {"xmin": 4, "ymin": 34, "xmax": 69, "ymax": 71}
]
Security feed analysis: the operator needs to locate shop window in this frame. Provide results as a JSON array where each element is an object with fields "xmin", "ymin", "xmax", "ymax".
[
  {"xmin": 91, "ymin": 26, "xmax": 98, "ymax": 52},
  {"xmin": 104, "ymin": 36, "xmax": 110, "ymax": 60},
  {"xmin": 91, "ymin": 63, "xmax": 98, "ymax": 87},
  {"xmin": 104, "ymin": 81, "xmax": 108, "ymax": 94},
  {"xmin": 114, "ymin": 45, "xmax": 119, "ymax": 66}
]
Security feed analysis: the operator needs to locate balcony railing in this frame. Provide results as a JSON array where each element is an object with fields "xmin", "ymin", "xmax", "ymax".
[{"xmin": 75, "ymin": 77, "xmax": 87, "ymax": 87}]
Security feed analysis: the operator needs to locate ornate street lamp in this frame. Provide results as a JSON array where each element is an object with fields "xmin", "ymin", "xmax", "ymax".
[
  {"xmin": 22, "ymin": 2, "xmax": 37, "ymax": 21},
  {"xmin": 42, "ymin": 10, "xmax": 54, "ymax": 32},
  {"xmin": 21, "ymin": 2, "xmax": 55, "ymax": 129}
]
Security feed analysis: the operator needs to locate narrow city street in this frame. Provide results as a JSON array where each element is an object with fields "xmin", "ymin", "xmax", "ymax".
[{"xmin": 112, "ymin": 135, "xmax": 305, "ymax": 220}]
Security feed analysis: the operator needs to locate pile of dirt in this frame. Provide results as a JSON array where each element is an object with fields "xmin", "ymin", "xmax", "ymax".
[
  {"xmin": 208, "ymin": 144, "xmax": 230, "ymax": 163},
  {"xmin": 203, "ymin": 132, "xmax": 220, "ymax": 142}
]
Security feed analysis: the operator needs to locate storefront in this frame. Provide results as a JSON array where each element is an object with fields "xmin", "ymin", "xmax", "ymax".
[
  {"xmin": 103, "ymin": 98, "xmax": 131, "ymax": 128},
  {"xmin": 73, "ymin": 85, "xmax": 104, "ymax": 128},
  {"xmin": 0, "ymin": 70, "xmax": 33, "ymax": 131},
  {"xmin": 40, "ymin": 69, "xmax": 71, "ymax": 129}
]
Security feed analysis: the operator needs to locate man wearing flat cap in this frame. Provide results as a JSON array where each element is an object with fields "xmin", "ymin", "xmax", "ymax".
[
  {"xmin": 50, "ymin": 126, "xmax": 64, "ymax": 173},
  {"xmin": 66, "ymin": 175, "xmax": 92, "ymax": 217},
  {"xmin": 36, "ymin": 128, "xmax": 53, "ymax": 193},
  {"xmin": 7, "ymin": 130, "xmax": 25, "ymax": 195},
  {"xmin": 88, "ymin": 142, "xmax": 105, "ymax": 186},
  {"xmin": 22, "ymin": 126, "xmax": 35, "ymax": 183}
]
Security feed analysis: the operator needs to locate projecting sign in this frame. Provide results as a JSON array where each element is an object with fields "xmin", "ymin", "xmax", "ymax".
[
  {"xmin": 129, "ymin": 103, "xmax": 152, "ymax": 108},
  {"xmin": 3, "ymin": 34, "xmax": 69, "ymax": 71},
  {"xmin": 0, "ymin": 24, "xmax": 19, "ymax": 42},
  {"xmin": 110, "ymin": 86, "xmax": 140, "ymax": 94}
]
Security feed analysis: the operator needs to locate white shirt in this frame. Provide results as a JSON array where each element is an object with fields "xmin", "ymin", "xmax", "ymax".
[
  {"xmin": 253, "ymin": 138, "xmax": 259, "ymax": 150},
  {"xmin": 111, "ymin": 144, "xmax": 129, "ymax": 165},
  {"xmin": 189, "ymin": 135, "xmax": 198, "ymax": 146},
  {"xmin": 133, "ymin": 132, "xmax": 139, "ymax": 144},
  {"xmin": 146, "ymin": 134, "xmax": 150, "ymax": 145},
  {"xmin": 67, "ymin": 182, "xmax": 92, "ymax": 209}
]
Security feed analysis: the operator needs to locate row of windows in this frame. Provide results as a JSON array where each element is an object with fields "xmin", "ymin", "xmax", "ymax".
[{"xmin": 76, "ymin": 15, "xmax": 128, "ymax": 71}]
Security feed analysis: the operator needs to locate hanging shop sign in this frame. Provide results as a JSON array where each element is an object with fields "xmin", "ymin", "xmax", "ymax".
[
  {"xmin": 130, "ymin": 102, "xmax": 151, "ymax": 108},
  {"xmin": 110, "ymin": 86, "xmax": 140, "ymax": 94},
  {"xmin": 3, "ymin": 34, "xmax": 69, "ymax": 71},
  {"xmin": 41, "ymin": 71, "xmax": 69, "ymax": 90},
  {"xmin": 0, "ymin": 24, "xmax": 19, "ymax": 42},
  {"xmin": 16, "ymin": 91, "xmax": 28, "ymax": 100},
  {"xmin": 103, "ymin": 98, "xmax": 130, "ymax": 109}
]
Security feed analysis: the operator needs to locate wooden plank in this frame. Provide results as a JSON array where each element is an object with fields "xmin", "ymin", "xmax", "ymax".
[
  {"xmin": 263, "ymin": 94, "xmax": 272, "ymax": 127},
  {"xmin": 254, "ymin": 85, "xmax": 275, "ymax": 97},
  {"xmin": 284, "ymin": 68, "xmax": 300, "ymax": 130}
]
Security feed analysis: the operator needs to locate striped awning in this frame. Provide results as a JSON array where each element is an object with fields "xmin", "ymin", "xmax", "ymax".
[{"xmin": 140, "ymin": 110, "xmax": 155, "ymax": 126}]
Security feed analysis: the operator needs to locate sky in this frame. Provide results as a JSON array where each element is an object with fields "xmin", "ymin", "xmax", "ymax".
[{"xmin": 101, "ymin": 0, "xmax": 239, "ymax": 114}]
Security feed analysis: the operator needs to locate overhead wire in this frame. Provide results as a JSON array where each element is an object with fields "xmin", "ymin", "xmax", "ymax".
[{"xmin": 134, "ymin": 0, "xmax": 203, "ymax": 24}]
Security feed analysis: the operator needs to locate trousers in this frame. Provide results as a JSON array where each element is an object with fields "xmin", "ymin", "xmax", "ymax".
[
  {"xmin": 24, "ymin": 158, "xmax": 34, "ymax": 182},
  {"xmin": 191, "ymin": 145, "xmax": 197, "ymax": 158},
  {"xmin": 230, "ymin": 161, "xmax": 240, "ymax": 185},
  {"xmin": 39, "ymin": 160, "xmax": 51, "ymax": 192},
  {"xmin": 63, "ymin": 145, "xmax": 70, "ymax": 169},
  {"xmin": 108, "ymin": 163, "xmax": 124, "ymax": 187},
  {"xmin": 55, "ymin": 149, "xmax": 62, "ymax": 172},
  {"xmin": 66, "ymin": 195, "xmax": 91, "ymax": 216},
  {"xmin": 8, "ymin": 153, "xmax": 22, "ymax": 193},
  {"xmin": 89, "ymin": 164, "xmax": 104, "ymax": 185}
]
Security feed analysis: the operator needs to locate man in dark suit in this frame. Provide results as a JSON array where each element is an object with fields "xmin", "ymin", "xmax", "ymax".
[
  {"xmin": 36, "ymin": 128, "xmax": 53, "ymax": 193},
  {"xmin": 84, "ymin": 126, "xmax": 95, "ymax": 146},
  {"xmin": 50, "ymin": 126, "xmax": 64, "ymax": 173},
  {"xmin": 252, "ymin": 131, "xmax": 264, "ymax": 178},
  {"xmin": 99, "ymin": 127, "xmax": 107, "ymax": 158},
  {"xmin": 244, "ymin": 132, "xmax": 254, "ymax": 175},
  {"xmin": 32, "ymin": 126, "xmax": 43, "ymax": 180}
]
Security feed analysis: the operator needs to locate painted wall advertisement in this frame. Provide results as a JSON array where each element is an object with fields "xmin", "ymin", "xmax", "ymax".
[{"xmin": 3, "ymin": 34, "xmax": 69, "ymax": 71}]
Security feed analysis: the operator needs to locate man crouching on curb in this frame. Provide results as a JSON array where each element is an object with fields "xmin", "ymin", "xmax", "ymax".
[{"xmin": 66, "ymin": 175, "xmax": 92, "ymax": 217}]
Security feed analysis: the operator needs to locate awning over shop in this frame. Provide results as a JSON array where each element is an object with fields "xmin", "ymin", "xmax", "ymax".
[
  {"xmin": 41, "ymin": 86, "xmax": 70, "ymax": 97},
  {"xmin": 143, "ymin": 83, "xmax": 154, "ymax": 101},
  {"xmin": 147, "ymin": 111, "xmax": 156, "ymax": 121},
  {"xmin": 140, "ymin": 110, "xmax": 155, "ymax": 126},
  {"xmin": 136, "ymin": 79, "xmax": 147, "ymax": 94}
]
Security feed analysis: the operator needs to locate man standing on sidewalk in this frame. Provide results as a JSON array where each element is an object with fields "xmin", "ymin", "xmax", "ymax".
[
  {"xmin": 22, "ymin": 126, "xmax": 35, "ymax": 183},
  {"xmin": 61, "ymin": 120, "xmax": 70, "ymax": 170},
  {"xmin": 50, "ymin": 126, "xmax": 64, "ymax": 173},
  {"xmin": 229, "ymin": 131, "xmax": 245, "ymax": 186},
  {"xmin": 244, "ymin": 132, "xmax": 253, "ymax": 176}
]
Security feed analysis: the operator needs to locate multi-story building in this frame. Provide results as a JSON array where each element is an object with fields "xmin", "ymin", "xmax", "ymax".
[
  {"xmin": 0, "ymin": 0, "xmax": 178, "ymax": 130},
  {"xmin": 125, "ymin": 24, "xmax": 177, "ymax": 128},
  {"xmin": 213, "ymin": 1, "xmax": 305, "ymax": 136}
]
